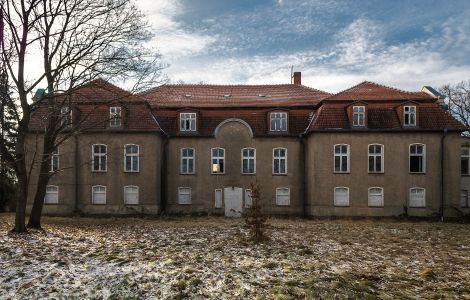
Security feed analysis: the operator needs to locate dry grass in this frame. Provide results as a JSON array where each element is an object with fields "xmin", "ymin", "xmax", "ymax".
[{"xmin": 0, "ymin": 214, "xmax": 469, "ymax": 299}]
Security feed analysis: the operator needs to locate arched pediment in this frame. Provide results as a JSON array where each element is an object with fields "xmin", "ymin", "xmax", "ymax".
[{"xmin": 214, "ymin": 118, "xmax": 254, "ymax": 138}]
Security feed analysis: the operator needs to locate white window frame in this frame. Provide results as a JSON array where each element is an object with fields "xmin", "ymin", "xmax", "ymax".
[
  {"xmin": 60, "ymin": 106, "xmax": 72, "ymax": 127},
  {"xmin": 270, "ymin": 112, "xmax": 288, "ymax": 131},
  {"xmin": 124, "ymin": 185, "xmax": 139, "ymax": 205},
  {"xmin": 124, "ymin": 144, "xmax": 139, "ymax": 172},
  {"xmin": 92, "ymin": 185, "xmax": 106, "ymax": 205},
  {"xmin": 352, "ymin": 106, "xmax": 365, "ymax": 127},
  {"xmin": 334, "ymin": 187, "xmax": 349, "ymax": 206},
  {"xmin": 409, "ymin": 187, "xmax": 426, "ymax": 208},
  {"xmin": 92, "ymin": 144, "xmax": 107, "ymax": 172},
  {"xmin": 214, "ymin": 189, "xmax": 223, "ymax": 208},
  {"xmin": 180, "ymin": 112, "xmax": 197, "ymax": 132},
  {"xmin": 211, "ymin": 148, "xmax": 225, "ymax": 174},
  {"xmin": 178, "ymin": 187, "xmax": 192, "ymax": 205},
  {"xmin": 460, "ymin": 190, "xmax": 469, "ymax": 208},
  {"xmin": 50, "ymin": 147, "xmax": 59, "ymax": 173},
  {"xmin": 245, "ymin": 189, "xmax": 252, "ymax": 208},
  {"xmin": 404, "ymin": 105, "xmax": 416, "ymax": 126},
  {"xmin": 276, "ymin": 187, "xmax": 290, "ymax": 206},
  {"xmin": 461, "ymin": 147, "xmax": 470, "ymax": 175},
  {"xmin": 368, "ymin": 144, "xmax": 384, "ymax": 173},
  {"xmin": 44, "ymin": 185, "xmax": 59, "ymax": 204},
  {"xmin": 241, "ymin": 148, "xmax": 256, "ymax": 174},
  {"xmin": 181, "ymin": 148, "xmax": 195, "ymax": 174},
  {"xmin": 368, "ymin": 187, "xmax": 384, "ymax": 207},
  {"xmin": 110, "ymin": 106, "xmax": 122, "ymax": 128},
  {"xmin": 409, "ymin": 143, "xmax": 426, "ymax": 173},
  {"xmin": 334, "ymin": 144, "xmax": 350, "ymax": 173},
  {"xmin": 273, "ymin": 147, "xmax": 287, "ymax": 175}
]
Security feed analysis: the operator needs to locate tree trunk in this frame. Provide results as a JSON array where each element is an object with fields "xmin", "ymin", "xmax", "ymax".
[
  {"xmin": 27, "ymin": 152, "xmax": 50, "ymax": 229},
  {"xmin": 13, "ymin": 166, "xmax": 28, "ymax": 233}
]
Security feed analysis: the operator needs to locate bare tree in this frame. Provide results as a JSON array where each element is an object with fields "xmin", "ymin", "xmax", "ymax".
[
  {"xmin": 1, "ymin": 0, "xmax": 164, "ymax": 232},
  {"xmin": 439, "ymin": 80, "xmax": 470, "ymax": 131}
]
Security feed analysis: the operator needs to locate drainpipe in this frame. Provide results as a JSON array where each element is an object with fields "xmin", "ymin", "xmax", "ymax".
[{"xmin": 440, "ymin": 128, "xmax": 448, "ymax": 221}]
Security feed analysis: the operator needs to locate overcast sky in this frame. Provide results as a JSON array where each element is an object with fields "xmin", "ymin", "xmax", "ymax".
[{"xmin": 135, "ymin": 0, "xmax": 470, "ymax": 92}]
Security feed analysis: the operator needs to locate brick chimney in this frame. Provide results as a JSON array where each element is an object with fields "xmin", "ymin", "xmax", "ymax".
[{"xmin": 292, "ymin": 72, "xmax": 301, "ymax": 85}]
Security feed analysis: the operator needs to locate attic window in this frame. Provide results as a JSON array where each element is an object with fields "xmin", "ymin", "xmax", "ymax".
[
  {"xmin": 404, "ymin": 106, "xmax": 416, "ymax": 126},
  {"xmin": 352, "ymin": 106, "xmax": 365, "ymax": 127}
]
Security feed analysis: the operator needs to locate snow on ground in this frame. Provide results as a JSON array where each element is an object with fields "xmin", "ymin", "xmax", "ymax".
[{"xmin": 0, "ymin": 215, "xmax": 469, "ymax": 299}]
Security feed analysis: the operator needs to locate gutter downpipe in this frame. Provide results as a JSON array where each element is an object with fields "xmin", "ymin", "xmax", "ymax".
[{"xmin": 440, "ymin": 128, "xmax": 448, "ymax": 221}]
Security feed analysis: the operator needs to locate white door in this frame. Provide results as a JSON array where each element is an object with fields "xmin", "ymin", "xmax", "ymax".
[{"xmin": 224, "ymin": 187, "xmax": 243, "ymax": 217}]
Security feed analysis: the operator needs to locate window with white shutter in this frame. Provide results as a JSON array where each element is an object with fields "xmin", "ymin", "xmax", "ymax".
[
  {"xmin": 276, "ymin": 187, "xmax": 290, "ymax": 206},
  {"xmin": 92, "ymin": 185, "xmax": 106, "ymax": 204},
  {"xmin": 368, "ymin": 187, "xmax": 384, "ymax": 207},
  {"xmin": 214, "ymin": 189, "xmax": 222, "ymax": 208},
  {"xmin": 460, "ymin": 190, "xmax": 468, "ymax": 208},
  {"xmin": 334, "ymin": 187, "xmax": 349, "ymax": 206},
  {"xmin": 124, "ymin": 186, "xmax": 139, "ymax": 205},
  {"xmin": 44, "ymin": 185, "xmax": 59, "ymax": 204},
  {"xmin": 409, "ymin": 188, "xmax": 425, "ymax": 207},
  {"xmin": 178, "ymin": 187, "xmax": 191, "ymax": 205}
]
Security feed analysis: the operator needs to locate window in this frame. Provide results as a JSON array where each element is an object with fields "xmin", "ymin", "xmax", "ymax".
[
  {"xmin": 44, "ymin": 185, "xmax": 59, "ymax": 204},
  {"xmin": 50, "ymin": 148, "xmax": 59, "ymax": 173},
  {"xmin": 124, "ymin": 186, "xmax": 139, "ymax": 205},
  {"xmin": 270, "ymin": 112, "xmax": 287, "ymax": 131},
  {"xmin": 273, "ymin": 148, "xmax": 287, "ymax": 175},
  {"xmin": 461, "ymin": 147, "xmax": 470, "ymax": 175},
  {"xmin": 178, "ymin": 187, "xmax": 191, "ymax": 204},
  {"xmin": 353, "ymin": 106, "xmax": 365, "ymax": 126},
  {"xmin": 409, "ymin": 144, "xmax": 425, "ymax": 173},
  {"xmin": 60, "ymin": 106, "xmax": 72, "ymax": 127},
  {"xmin": 245, "ymin": 189, "xmax": 252, "ymax": 208},
  {"xmin": 92, "ymin": 185, "xmax": 106, "ymax": 204},
  {"xmin": 110, "ymin": 107, "xmax": 122, "ymax": 127},
  {"xmin": 368, "ymin": 144, "xmax": 383, "ymax": 173},
  {"xmin": 368, "ymin": 187, "xmax": 384, "ymax": 207},
  {"xmin": 180, "ymin": 112, "xmax": 196, "ymax": 131},
  {"xmin": 409, "ymin": 188, "xmax": 425, "ymax": 207},
  {"xmin": 181, "ymin": 148, "xmax": 195, "ymax": 174},
  {"xmin": 211, "ymin": 148, "xmax": 225, "ymax": 174},
  {"xmin": 92, "ymin": 144, "xmax": 107, "ymax": 172},
  {"xmin": 334, "ymin": 187, "xmax": 349, "ymax": 206},
  {"xmin": 334, "ymin": 144, "xmax": 349, "ymax": 173},
  {"xmin": 241, "ymin": 148, "xmax": 256, "ymax": 174},
  {"xmin": 276, "ymin": 188, "xmax": 290, "ymax": 206},
  {"xmin": 404, "ymin": 106, "xmax": 416, "ymax": 126},
  {"xmin": 124, "ymin": 144, "xmax": 139, "ymax": 172},
  {"xmin": 215, "ymin": 189, "xmax": 222, "ymax": 208},
  {"xmin": 461, "ymin": 190, "xmax": 469, "ymax": 208}
]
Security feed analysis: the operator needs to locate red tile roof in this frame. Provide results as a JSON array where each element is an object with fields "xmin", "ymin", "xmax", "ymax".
[
  {"xmin": 140, "ymin": 84, "xmax": 331, "ymax": 108},
  {"xmin": 325, "ymin": 81, "xmax": 435, "ymax": 101},
  {"xmin": 64, "ymin": 78, "xmax": 140, "ymax": 103}
]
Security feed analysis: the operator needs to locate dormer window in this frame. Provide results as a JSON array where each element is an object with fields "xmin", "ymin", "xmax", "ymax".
[
  {"xmin": 352, "ymin": 106, "xmax": 365, "ymax": 126},
  {"xmin": 180, "ymin": 112, "xmax": 196, "ymax": 132},
  {"xmin": 270, "ymin": 112, "xmax": 287, "ymax": 131},
  {"xmin": 404, "ymin": 106, "xmax": 416, "ymax": 126},
  {"xmin": 110, "ymin": 106, "xmax": 121, "ymax": 127},
  {"xmin": 60, "ymin": 106, "xmax": 72, "ymax": 127}
]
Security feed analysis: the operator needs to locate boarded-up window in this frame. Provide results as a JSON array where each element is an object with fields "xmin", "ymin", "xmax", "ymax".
[
  {"xmin": 124, "ymin": 186, "xmax": 139, "ymax": 205},
  {"xmin": 276, "ymin": 188, "xmax": 290, "ymax": 206},
  {"xmin": 178, "ymin": 187, "xmax": 191, "ymax": 205},
  {"xmin": 44, "ymin": 185, "xmax": 59, "ymax": 204},
  {"xmin": 245, "ymin": 189, "xmax": 252, "ymax": 208},
  {"xmin": 368, "ymin": 187, "xmax": 384, "ymax": 207},
  {"xmin": 461, "ymin": 190, "xmax": 469, "ymax": 208},
  {"xmin": 409, "ymin": 188, "xmax": 425, "ymax": 207},
  {"xmin": 214, "ymin": 189, "xmax": 222, "ymax": 208},
  {"xmin": 92, "ymin": 185, "xmax": 106, "ymax": 205},
  {"xmin": 334, "ymin": 187, "xmax": 349, "ymax": 206}
]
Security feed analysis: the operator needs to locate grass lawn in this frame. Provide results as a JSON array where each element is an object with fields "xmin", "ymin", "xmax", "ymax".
[{"xmin": 0, "ymin": 214, "xmax": 469, "ymax": 299}]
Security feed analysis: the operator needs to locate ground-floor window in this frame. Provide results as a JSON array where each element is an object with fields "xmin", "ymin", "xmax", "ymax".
[
  {"xmin": 245, "ymin": 189, "xmax": 252, "ymax": 208},
  {"xmin": 214, "ymin": 189, "xmax": 222, "ymax": 208},
  {"xmin": 44, "ymin": 185, "xmax": 59, "ymax": 204},
  {"xmin": 276, "ymin": 187, "xmax": 290, "ymax": 206},
  {"xmin": 334, "ymin": 187, "xmax": 349, "ymax": 206},
  {"xmin": 178, "ymin": 187, "xmax": 192, "ymax": 204},
  {"xmin": 92, "ymin": 185, "xmax": 106, "ymax": 205},
  {"xmin": 461, "ymin": 190, "xmax": 469, "ymax": 208},
  {"xmin": 124, "ymin": 186, "xmax": 139, "ymax": 205},
  {"xmin": 409, "ymin": 187, "xmax": 425, "ymax": 207},
  {"xmin": 368, "ymin": 187, "xmax": 384, "ymax": 207}
]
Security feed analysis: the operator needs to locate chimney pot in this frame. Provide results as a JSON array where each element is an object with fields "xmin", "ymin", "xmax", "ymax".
[{"xmin": 292, "ymin": 72, "xmax": 301, "ymax": 85}]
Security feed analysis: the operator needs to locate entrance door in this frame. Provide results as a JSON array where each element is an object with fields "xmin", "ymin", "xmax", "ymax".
[{"xmin": 224, "ymin": 187, "xmax": 243, "ymax": 217}]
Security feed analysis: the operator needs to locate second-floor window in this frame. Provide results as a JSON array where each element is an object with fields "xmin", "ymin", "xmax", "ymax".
[
  {"xmin": 110, "ymin": 107, "xmax": 122, "ymax": 127},
  {"xmin": 352, "ymin": 106, "xmax": 365, "ymax": 126},
  {"xmin": 334, "ymin": 144, "xmax": 349, "ymax": 173},
  {"xmin": 270, "ymin": 112, "xmax": 287, "ymax": 131},
  {"xmin": 273, "ymin": 147, "xmax": 287, "ymax": 174},
  {"xmin": 242, "ymin": 148, "xmax": 255, "ymax": 174},
  {"xmin": 92, "ymin": 144, "xmax": 107, "ymax": 172},
  {"xmin": 404, "ymin": 106, "xmax": 416, "ymax": 126},
  {"xmin": 211, "ymin": 148, "xmax": 225, "ymax": 174},
  {"xmin": 50, "ymin": 148, "xmax": 59, "ymax": 172},
  {"xmin": 181, "ymin": 148, "xmax": 195, "ymax": 174},
  {"xmin": 409, "ymin": 144, "xmax": 425, "ymax": 173},
  {"xmin": 180, "ymin": 112, "xmax": 196, "ymax": 131},
  {"xmin": 60, "ymin": 106, "xmax": 72, "ymax": 127},
  {"xmin": 124, "ymin": 144, "xmax": 139, "ymax": 172},
  {"xmin": 462, "ymin": 147, "xmax": 470, "ymax": 175},
  {"xmin": 368, "ymin": 144, "xmax": 383, "ymax": 173}
]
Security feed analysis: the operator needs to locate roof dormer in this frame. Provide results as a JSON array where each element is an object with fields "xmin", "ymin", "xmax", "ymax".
[
  {"xmin": 396, "ymin": 101, "xmax": 419, "ymax": 128},
  {"xmin": 346, "ymin": 101, "xmax": 368, "ymax": 128}
]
